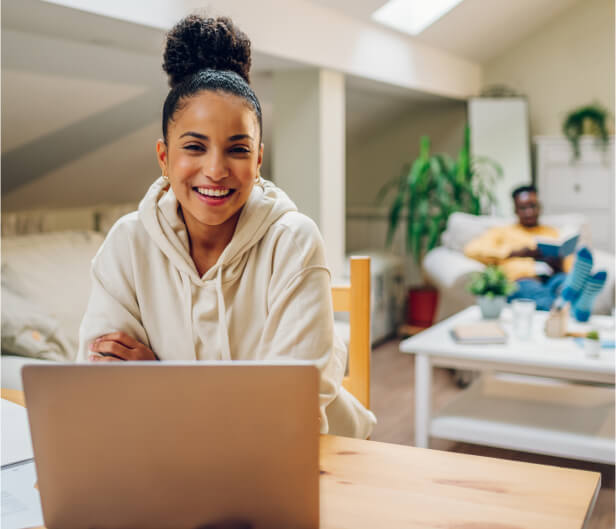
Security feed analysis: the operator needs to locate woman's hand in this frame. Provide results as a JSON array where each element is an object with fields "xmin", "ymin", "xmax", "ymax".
[{"xmin": 88, "ymin": 332, "xmax": 158, "ymax": 362}]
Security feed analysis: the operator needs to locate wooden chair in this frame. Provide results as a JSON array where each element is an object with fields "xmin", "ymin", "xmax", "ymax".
[{"xmin": 332, "ymin": 256, "xmax": 371, "ymax": 409}]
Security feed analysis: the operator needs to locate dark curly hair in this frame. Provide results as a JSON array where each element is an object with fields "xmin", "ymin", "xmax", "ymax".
[{"xmin": 161, "ymin": 14, "xmax": 262, "ymax": 143}]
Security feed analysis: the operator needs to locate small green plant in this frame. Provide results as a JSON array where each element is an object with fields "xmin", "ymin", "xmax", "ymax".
[
  {"xmin": 562, "ymin": 103, "xmax": 611, "ymax": 160},
  {"xmin": 467, "ymin": 266, "xmax": 517, "ymax": 298},
  {"xmin": 377, "ymin": 126, "xmax": 502, "ymax": 264},
  {"xmin": 586, "ymin": 330, "xmax": 600, "ymax": 341}
]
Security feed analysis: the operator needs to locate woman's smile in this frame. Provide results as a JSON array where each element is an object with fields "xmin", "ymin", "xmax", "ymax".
[{"xmin": 193, "ymin": 185, "xmax": 236, "ymax": 205}]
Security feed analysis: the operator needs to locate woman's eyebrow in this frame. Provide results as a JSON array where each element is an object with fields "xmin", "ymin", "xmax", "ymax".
[
  {"xmin": 229, "ymin": 134, "xmax": 253, "ymax": 142},
  {"xmin": 179, "ymin": 131, "xmax": 208, "ymax": 140}
]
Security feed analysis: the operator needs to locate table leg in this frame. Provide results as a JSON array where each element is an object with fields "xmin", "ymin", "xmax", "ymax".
[{"xmin": 414, "ymin": 353, "xmax": 431, "ymax": 448}]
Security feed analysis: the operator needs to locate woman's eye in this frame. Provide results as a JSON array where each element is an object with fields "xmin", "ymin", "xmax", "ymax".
[
  {"xmin": 230, "ymin": 146, "xmax": 250, "ymax": 153},
  {"xmin": 184, "ymin": 144, "xmax": 205, "ymax": 152}
]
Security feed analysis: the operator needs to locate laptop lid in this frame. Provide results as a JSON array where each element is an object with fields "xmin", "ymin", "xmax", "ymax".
[{"xmin": 22, "ymin": 362, "xmax": 320, "ymax": 529}]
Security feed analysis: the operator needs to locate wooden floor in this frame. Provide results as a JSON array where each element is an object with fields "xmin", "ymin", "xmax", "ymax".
[{"xmin": 370, "ymin": 338, "xmax": 615, "ymax": 529}]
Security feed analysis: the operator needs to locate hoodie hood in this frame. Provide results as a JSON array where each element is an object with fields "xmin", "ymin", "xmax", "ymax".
[{"xmin": 138, "ymin": 176, "xmax": 297, "ymax": 283}]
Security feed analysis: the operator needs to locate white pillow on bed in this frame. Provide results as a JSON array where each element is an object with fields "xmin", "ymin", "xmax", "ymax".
[
  {"xmin": 1, "ymin": 286, "xmax": 71, "ymax": 361},
  {"xmin": 1, "ymin": 230, "xmax": 105, "ymax": 361}
]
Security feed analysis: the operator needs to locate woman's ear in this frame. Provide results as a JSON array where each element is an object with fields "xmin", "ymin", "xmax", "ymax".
[
  {"xmin": 257, "ymin": 143, "xmax": 264, "ymax": 171},
  {"xmin": 156, "ymin": 139, "xmax": 168, "ymax": 175}
]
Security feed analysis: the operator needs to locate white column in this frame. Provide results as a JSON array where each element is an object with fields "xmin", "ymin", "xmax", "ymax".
[{"xmin": 272, "ymin": 69, "xmax": 346, "ymax": 279}]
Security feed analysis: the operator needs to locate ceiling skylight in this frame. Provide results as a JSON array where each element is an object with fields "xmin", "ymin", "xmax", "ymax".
[{"xmin": 372, "ymin": 0, "xmax": 464, "ymax": 35}]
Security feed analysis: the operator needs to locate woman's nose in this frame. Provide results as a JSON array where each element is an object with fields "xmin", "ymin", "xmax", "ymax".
[{"xmin": 204, "ymin": 152, "xmax": 228, "ymax": 181}]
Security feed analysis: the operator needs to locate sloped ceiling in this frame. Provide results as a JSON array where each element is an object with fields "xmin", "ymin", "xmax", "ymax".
[
  {"xmin": 308, "ymin": 0, "xmax": 583, "ymax": 62},
  {"xmin": 2, "ymin": 0, "xmax": 447, "ymax": 210},
  {"xmin": 2, "ymin": 0, "xmax": 584, "ymax": 210}
]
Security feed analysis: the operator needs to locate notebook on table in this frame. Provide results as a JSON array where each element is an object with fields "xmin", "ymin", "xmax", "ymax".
[
  {"xmin": 451, "ymin": 322, "xmax": 507, "ymax": 344},
  {"xmin": 22, "ymin": 362, "xmax": 320, "ymax": 529}
]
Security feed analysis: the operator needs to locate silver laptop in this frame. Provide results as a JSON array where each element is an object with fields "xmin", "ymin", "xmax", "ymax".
[{"xmin": 22, "ymin": 362, "xmax": 320, "ymax": 529}]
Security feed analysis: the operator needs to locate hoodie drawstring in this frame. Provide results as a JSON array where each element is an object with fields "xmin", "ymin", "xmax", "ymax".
[
  {"xmin": 216, "ymin": 266, "xmax": 232, "ymax": 361},
  {"xmin": 181, "ymin": 271, "xmax": 197, "ymax": 360}
]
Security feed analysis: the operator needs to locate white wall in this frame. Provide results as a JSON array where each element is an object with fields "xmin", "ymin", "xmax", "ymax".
[
  {"xmin": 346, "ymin": 101, "xmax": 467, "ymax": 210},
  {"xmin": 483, "ymin": 0, "xmax": 615, "ymax": 137},
  {"xmin": 2, "ymin": 29, "xmax": 166, "ymax": 211},
  {"xmin": 345, "ymin": 101, "xmax": 467, "ymax": 285}
]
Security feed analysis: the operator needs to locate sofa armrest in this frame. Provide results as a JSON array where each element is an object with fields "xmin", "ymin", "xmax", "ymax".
[
  {"xmin": 422, "ymin": 246, "xmax": 485, "ymax": 290},
  {"xmin": 591, "ymin": 250, "xmax": 615, "ymax": 315}
]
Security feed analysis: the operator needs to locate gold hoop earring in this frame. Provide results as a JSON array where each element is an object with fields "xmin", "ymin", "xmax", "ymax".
[{"xmin": 162, "ymin": 173, "xmax": 169, "ymax": 182}]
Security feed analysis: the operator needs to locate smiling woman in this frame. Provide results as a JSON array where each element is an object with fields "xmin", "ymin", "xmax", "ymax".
[{"xmin": 77, "ymin": 13, "xmax": 375, "ymax": 439}]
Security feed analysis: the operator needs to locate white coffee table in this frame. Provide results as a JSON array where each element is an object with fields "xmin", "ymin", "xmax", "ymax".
[{"xmin": 399, "ymin": 305, "xmax": 615, "ymax": 463}]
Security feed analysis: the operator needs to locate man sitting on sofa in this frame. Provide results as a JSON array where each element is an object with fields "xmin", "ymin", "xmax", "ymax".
[{"xmin": 463, "ymin": 185, "xmax": 572, "ymax": 311}]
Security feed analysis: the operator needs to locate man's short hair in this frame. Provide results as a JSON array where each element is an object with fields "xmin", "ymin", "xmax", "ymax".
[{"xmin": 512, "ymin": 184, "xmax": 537, "ymax": 201}]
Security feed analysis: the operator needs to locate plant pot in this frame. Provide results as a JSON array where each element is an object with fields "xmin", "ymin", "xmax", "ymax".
[
  {"xmin": 477, "ymin": 296, "xmax": 506, "ymax": 320},
  {"xmin": 406, "ymin": 286, "xmax": 438, "ymax": 327},
  {"xmin": 584, "ymin": 339, "xmax": 601, "ymax": 359}
]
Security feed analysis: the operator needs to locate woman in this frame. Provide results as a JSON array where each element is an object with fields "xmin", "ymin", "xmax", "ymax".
[{"xmin": 78, "ymin": 14, "xmax": 375, "ymax": 439}]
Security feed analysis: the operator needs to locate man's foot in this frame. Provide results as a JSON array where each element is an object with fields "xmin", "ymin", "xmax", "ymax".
[
  {"xmin": 572, "ymin": 270, "xmax": 607, "ymax": 322},
  {"xmin": 561, "ymin": 247, "xmax": 593, "ymax": 303}
]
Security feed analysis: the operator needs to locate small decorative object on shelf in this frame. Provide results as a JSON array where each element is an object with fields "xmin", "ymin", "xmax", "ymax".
[
  {"xmin": 544, "ymin": 303, "xmax": 569, "ymax": 338},
  {"xmin": 562, "ymin": 103, "xmax": 612, "ymax": 161},
  {"xmin": 467, "ymin": 266, "xmax": 517, "ymax": 320},
  {"xmin": 584, "ymin": 330, "xmax": 601, "ymax": 358}
]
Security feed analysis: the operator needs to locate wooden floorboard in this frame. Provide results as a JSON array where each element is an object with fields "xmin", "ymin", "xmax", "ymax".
[{"xmin": 370, "ymin": 338, "xmax": 615, "ymax": 529}]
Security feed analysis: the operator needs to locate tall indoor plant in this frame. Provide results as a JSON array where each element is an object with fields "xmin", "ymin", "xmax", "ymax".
[{"xmin": 377, "ymin": 125, "xmax": 502, "ymax": 326}]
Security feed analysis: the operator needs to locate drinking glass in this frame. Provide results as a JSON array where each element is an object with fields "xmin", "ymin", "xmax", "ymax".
[{"xmin": 511, "ymin": 299, "xmax": 536, "ymax": 340}]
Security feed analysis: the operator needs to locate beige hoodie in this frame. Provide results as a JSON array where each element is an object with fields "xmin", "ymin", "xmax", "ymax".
[{"xmin": 78, "ymin": 177, "xmax": 375, "ymax": 438}]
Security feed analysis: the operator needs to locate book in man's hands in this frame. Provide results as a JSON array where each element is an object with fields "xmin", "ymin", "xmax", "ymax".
[
  {"xmin": 535, "ymin": 232, "xmax": 579, "ymax": 258},
  {"xmin": 450, "ymin": 322, "xmax": 507, "ymax": 345}
]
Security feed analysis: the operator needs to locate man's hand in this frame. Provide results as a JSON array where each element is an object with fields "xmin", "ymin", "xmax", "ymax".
[
  {"xmin": 88, "ymin": 332, "xmax": 158, "ymax": 362},
  {"xmin": 508, "ymin": 247, "xmax": 539, "ymax": 259},
  {"xmin": 537, "ymin": 255, "xmax": 563, "ymax": 273}
]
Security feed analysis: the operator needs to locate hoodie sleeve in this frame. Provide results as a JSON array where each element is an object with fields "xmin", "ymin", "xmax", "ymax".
[
  {"xmin": 258, "ymin": 214, "xmax": 376, "ymax": 439},
  {"xmin": 76, "ymin": 223, "xmax": 150, "ymax": 362}
]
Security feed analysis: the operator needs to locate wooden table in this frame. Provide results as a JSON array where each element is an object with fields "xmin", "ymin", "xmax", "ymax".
[
  {"xmin": 3, "ymin": 388, "xmax": 600, "ymax": 529},
  {"xmin": 400, "ymin": 306, "xmax": 615, "ymax": 462}
]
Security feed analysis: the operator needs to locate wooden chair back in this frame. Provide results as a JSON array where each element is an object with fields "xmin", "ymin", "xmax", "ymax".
[{"xmin": 331, "ymin": 256, "xmax": 371, "ymax": 409}]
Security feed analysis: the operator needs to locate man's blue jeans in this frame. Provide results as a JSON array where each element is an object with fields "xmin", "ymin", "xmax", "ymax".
[{"xmin": 508, "ymin": 273, "xmax": 567, "ymax": 311}]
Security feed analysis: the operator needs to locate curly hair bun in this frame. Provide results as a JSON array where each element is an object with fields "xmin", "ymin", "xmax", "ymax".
[{"xmin": 163, "ymin": 14, "xmax": 252, "ymax": 87}]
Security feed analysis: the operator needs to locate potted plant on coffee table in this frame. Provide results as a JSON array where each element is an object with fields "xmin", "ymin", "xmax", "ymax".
[
  {"xmin": 377, "ymin": 125, "xmax": 502, "ymax": 327},
  {"xmin": 584, "ymin": 330, "xmax": 601, "ymax": 358},
  {"xmin": 467, "ymin": 265, "xmax": 517, "ymax": 319}
]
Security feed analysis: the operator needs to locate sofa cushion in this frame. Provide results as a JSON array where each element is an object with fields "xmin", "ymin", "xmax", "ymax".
[{"xmin": 1, "ymin": 231, "xmax": 105, "ymax": 361}]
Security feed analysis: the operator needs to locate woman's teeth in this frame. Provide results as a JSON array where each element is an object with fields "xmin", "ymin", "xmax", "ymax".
[{"xmin": 195, "ymin": 187, "xmax": 232, "ymax": 198}]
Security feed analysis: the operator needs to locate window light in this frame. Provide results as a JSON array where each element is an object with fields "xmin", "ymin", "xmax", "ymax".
[{"xmin": 372, "ymin": 0, "xmax": 464, "ymax": 35}]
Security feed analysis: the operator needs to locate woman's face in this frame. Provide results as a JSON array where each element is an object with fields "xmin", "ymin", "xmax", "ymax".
[{"xmin": 157, "ymin": 90, "xmax": 262, "ymax": 236}]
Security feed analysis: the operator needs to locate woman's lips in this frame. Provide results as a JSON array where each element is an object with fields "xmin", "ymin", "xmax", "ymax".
[{"xmin": 192, "ymin": 187, "xmax": 236, "ymax": 206}]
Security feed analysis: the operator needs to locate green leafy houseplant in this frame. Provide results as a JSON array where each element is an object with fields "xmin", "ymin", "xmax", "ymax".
[
  {"xmin": 586, "ymin": 330, "xmax": 600, "ymax": 341},
  {"xmin": 467, "ymin": 266, "xmax": 517, "ymax": 299},
  {"xmin": 562, "ymin": 103, "xmax": 611, "ymax": 160},
  {"xmin": 377, "ymin": 126, "xmax": 502, "ymax": 264}
]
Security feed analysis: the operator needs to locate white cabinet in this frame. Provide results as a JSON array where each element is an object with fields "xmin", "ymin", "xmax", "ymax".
[{"xmin": 535, "ymin": 136, "xmax": 615, "ymax": 254}]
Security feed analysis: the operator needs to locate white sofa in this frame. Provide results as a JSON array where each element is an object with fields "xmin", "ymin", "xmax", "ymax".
[{"xmin": 423, "ymin": 212, "xmax": 615, "ymax": 322}]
